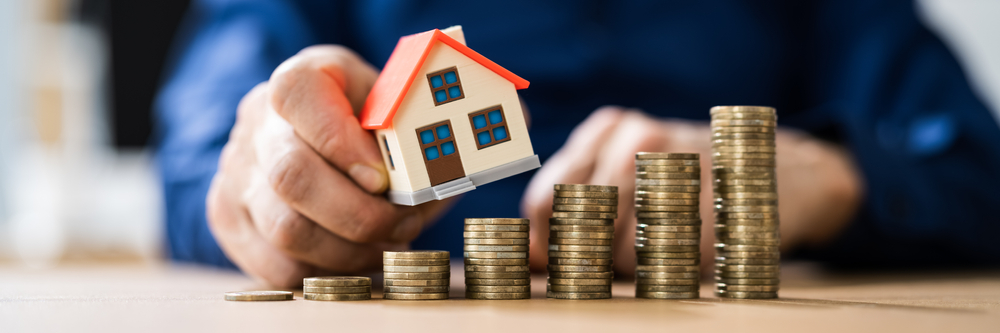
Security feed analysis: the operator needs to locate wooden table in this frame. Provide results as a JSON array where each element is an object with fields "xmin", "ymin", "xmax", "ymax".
[{"xmin": 2, "ymin": 261, "xmax": 999, "ymax": 332}]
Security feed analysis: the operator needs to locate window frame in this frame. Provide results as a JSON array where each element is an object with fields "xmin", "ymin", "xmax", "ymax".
[
  {"xmin": 426, "ymin": 67, "xmax": 465, "ymax": 106},
  {"xmin": 380, "ymin": 134, "xmax": 395, "ymax": 170},
  {"xmin": 468, "ymin": 105, "xmax": 511, "ymax": 149},
  {"xmin": 416, "ymin": 120, "xmax": 459, "ymax": 162}
]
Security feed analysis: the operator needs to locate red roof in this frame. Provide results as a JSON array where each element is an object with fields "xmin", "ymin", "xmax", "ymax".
[{"xmin": 359, "ymin": 29, "xmax": 530, "ymax": 129}]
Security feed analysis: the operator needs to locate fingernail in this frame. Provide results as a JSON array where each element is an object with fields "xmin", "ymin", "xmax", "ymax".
[
  {"xmin": 391, "ymin": 215, "xmax": 422, "ymax": 242},
  {"xmin": 349, "ymin": 163, "xmax": 387, "ymax": 194}
]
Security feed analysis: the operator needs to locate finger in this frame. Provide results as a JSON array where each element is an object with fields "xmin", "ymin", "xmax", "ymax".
[
  {"xmin": 521, "ymin": 106, "xmax": 627, "ymax": 270},
  {"xmin": 268, "ymin": 45, "xmax": 387, "ymax": 193},
  {"xmin": 243, "ymin": 168, "xmax": 404, "ymax": 272},
  {"xmin": 254, "ymin": 108, "xmax": 425, "ymax": 243}
]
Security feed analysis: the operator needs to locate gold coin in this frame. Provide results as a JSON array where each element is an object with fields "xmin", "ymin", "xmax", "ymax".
[
  {"xmin": 303, "ymin": 293, "xmax": 370, "ymax": 301},
  {"xmin": 548, "ymin": 271, "xmax": 614, "ymax": 279},
  {"xmin": 548, "ymin": 258, "xmax": 614, "ymax": 266},
  {"xmin": 635, "ymin": 198, "xmax": 699, "ymax": 206},
  {"xmin": 635, "ymin": 278, "xmax": 699, "ymax": 285},
  {"xmin": 714, "ymin": 277, "xmax": 780, "ymax": 285},
  {"xmin": 714, "ymin": 225, "xmax": 779, "ymax": 233},
  {"xmin": 224, "ymin": 291, "xmax": 293, "ymax": 302},
  {"xmin": 715, "ymin": 205, "xmax": 779, "ymax": 213},
  {"xmin": 716, "ymin": 232, "xmax": 780, "ymax": 240},
  {"xmin": 464, "ymin": 218, "xmax": 530, "ymax": 225},
  {"xmin": 635, "ymin": 172, "xmax": 700, "ymax": 179},
  {"xmin": 716, "ymin": 251, "xmax": 781, "ymax": 259},
  {"xmin": 715, "ymin": 192, "xmax": 779, "ymax": 200},
  {"xmin": 546, "ymin": 284, "xmax": 611, "ymax": 292},
  {"xmin": 714, "ymin": 244, "xmax": 780, "ymax": 252},
  {"xmin": 635, "ymin": 165, "xmax": 701, "ymax": 173},
  {"xmin": 635, "ymin": 152, "xmax": 700, "ymax": 160},
  {"xmin": 546, "ymin": 291, "xmax": 611, "ymax": 299},
  {"xmin": 713, "ymin": 172, "xmax": 776, "ymax": 181},
  {"xmin": 383, "ymin": 292, "xmax": 449, "ymax": 300},
  {"xmin": 383, "ymin": 265, "xmax": 450, "ymax": 273},
  {"xmin": 634, "ymin": 185, "xmax": 700, "ymax": 193},
  {"xmin": 712, "ymin": 159, "xmax": 776, "ymax": 167},
  {"xmin": 464, "ymin": 258, "xmax": 529, "ymax": 266},
  {"xmin": 715, "ymin": 212, "xmax": 779, "ymax": 219},
  {"xmin": 634, "ymin": 285, "xmax": 699, "ymax": 292},
  {"xmin": 712, "ymin": 132, "xmax": 775, "ymax": 140},
  {"xmin": 711, "ymin": 126, "xmax": 776, "ymax": 134},
  {"xmin": 548, "ymin": 244, "xmax": 613, "ymax": 252},
  {"xmin": 636, "ymin": 218, "xmax": 702, "ymax": 225},
  {"xmin": 635, "ymin": 291, "xmax": 699, "ymax": 299},
  {"xmin": 715, "ymin": 291, "xmax": 778, "ymax": 299},
  {"xmin": 547, "ymin": 278, "xmax": 613, "ymax": 286},
  {"xmin": 549, "ymin": 231, "xmax": 614, "ymax": 239},
  {"xmin": 464, "ymin": 238, "xmax": 530, "ymax": 245},
  {"xmin": 383, "ymin": 250, "xmax": 449, "ymax": 260},
  {"xmin": 383, "ymin": 286, "xmax": 450, "ymax": 293},
  {"xmin": 552, "ymin": 211, "xmax": 618, "ymax": 219},
  {"xmin": 465, "ymin": 285, "xmax": 531, "ymax": 293},
  {"xmin": 550, "ymin": 224, "xmax": 615, "ymax": 232},
  {"xmin": 711, "ymin": 119, "xmax": 777, "ymax": 127},
  {"xmin": 463, "ymin": 231, "xmax": 529, "ymax": 239},
  {"xmin": 635, "ymin": 265, "xmax": 700, "ymax": 273},
  {"xmin": 713, "ymin": 198, "xmax": 778, "ymax": 205},
  {"xmin": 635, "ymin": 271, "xmax": 700, "ymax": 279},
  {"xmin": 553, "ymin": 204, "xmax": 618, "ymax": 213},
  {"xmin": 382, "ymin": 258, "xmax": 450, "ymax": 266},
  {"xmin": 465, "ymin": 278, "xmax": 531, "ymax": 286},
  {"xmin": 711, "ymin": 112, "xmax": 776, "ymax": 121},
  {"xmin": 463, "ymin": 251, "xmax": 528, "ymax": 259},
  {"xmin": 715, "ymin": 270, "xmax": 780, "ymax": 278},
  {"xmin": 716, "ymin": 238, "xmax": 781, "ymax": 246},
  {"xmin": 635, "ymin": 238, "xmax": 700, "ymax": 246},
  {"xmin": 713, "ymin": 146, "xmax": 777, "ymax": 155},
  {"xmin": 553, "ymin": 184, "xmax": 618, "ymax": 192},
  {"xmin": 464, "ymin": 271, "xmax": 531, "ymax": 279},
  {"xmin": 710, "ymin": 106, "xmax": 775, "ymax": 114},
  {"xmin": 635, "ymin": 159, "xmax": 700, "ymax": 166},
  {"xmin": 713, "ymin": 152, "xmax": 776, "ymax": 160},
  {"xmin": 716, "ymin": 264, "xmax": 780, "ymax": 272},
  {"xmin": 384, "ymin": 279, "xmax": 450, "ymax": 287},
  {"xmin": 303, "ymin": 276, "xmax": 372, "ymax": 287},
  {"xmin": 383, "ymin": 272, "xmax": 450, "ymax": 280},
  {"xmin": 547, "ymin": 251, "xmax": 613, "ymax": 259},
  {"xmin": 715, "ymin": 218, "xmax": 780, "ymax": 226},
  {"xmin": 635, "ymin": 245, "xmax": 699, "ymax": 252},
  {"xmin": 549, "ymin": 238, "xmax": 613, "ymax": 246},
  {"xmin": 635, "ymin": 231, "xmax": 700, "ymax": 239},
  {"xmin": 636, "ymin": 212, "xmax": 700, "ymax": 219},
  {"xmin": 638, "ymin": 225, "xmax": 700, "ymax": 232},
  {"xmin": 554, "ymin": 191, "xmax": 619, "ymax": 199},
  {"xmin": 712, "ymin": 166, "xmax": 776, "ymax": 173},
  {"xmin": 465, "ymin": 292, "xmax": 531, "ymax": 300},
  {"xmin": 553, "ymin": 197, "xmax": 619, "ymax": 206},
  {"xmin": 462, "ymin": 245, "xmax": 529, "ymax": 252},
  {"xmin": 634, "ymin": 191, "xmax": 700, "ymax": 199},
  {"xmin": 714, "ymin": 186, "xmax": 778, "ymax": 194},
  {"xmin": 635, "ymin": 205, "xmax": 700, "ymax": 212},
  {"xmin": 717, "ymin": 284, "xmax": 780, "ymax": 292},
  {"xmin": 635, "ymin": 252, "xmax": 700, "ymax": 259},
  {"xmin": 464, "ymin": 265, "xmax": 530, "ymax": 272},
  {"xmin": 715, "ymin": 179, "xmax": 777, "ymax": 187},
  {"xmin": 715, "ymin": 257, "xmax": 780, "ymax": 265},
  {"xmin": 549, "ymin": 218, "xmax": 615, "ymax": 226},
  {"xmin": 464, "ymin": 224, "xmax": 530, "ymax": 232},
  {"xmin": 303, "ymin": 286, "xmax": 371, "ymax": 294},
  {"xmin": 547, "ymin": 264, "xmax": 612, "ymax": 272},
  {"xmin": 636, "ymin": 258, "xmax": 699, "ymax": 266},
  {"xmin": 635, "ymin": 179, "xmax": 701, "ymax": 186},
  {"xmin": 712, "ymin": 139, "xmax": 776, "ymax": 147}
]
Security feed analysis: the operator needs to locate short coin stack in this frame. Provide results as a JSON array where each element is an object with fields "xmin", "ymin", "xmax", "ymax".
[
  {"xmin": 383, "ymin": 250, "xmax": 451, "ymax": 300},
  {"xmin": 463, "ymin": 218, "xmax": 531, "ymax": 300},
  {"xmin": 302, "ymin": 276, "xmax": 372, "ymax": 301},
  {"xmin": 710, "ymin": 105, "xmax": 780, "ymax": 299},
  {"xmin": 547, "ymin": 184, "xmax": 618, "ymax": 300},
  {"xmin": 633, "ymin": 152, "xmax": 702, "ymax": 299}
]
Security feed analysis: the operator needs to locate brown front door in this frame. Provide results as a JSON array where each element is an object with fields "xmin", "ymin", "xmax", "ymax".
[{"xmin": 416, "ymin": 120, "xmax": 465, "ymax": 186}]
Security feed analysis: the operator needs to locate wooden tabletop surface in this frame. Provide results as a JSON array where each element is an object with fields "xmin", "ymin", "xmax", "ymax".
[{"xmin": 1, "ymin": 261, "xmax": 999, "ymax": 333}]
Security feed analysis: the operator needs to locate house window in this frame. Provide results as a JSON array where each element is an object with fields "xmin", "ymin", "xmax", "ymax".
[
  {"xmin": 468, "ymin": 106, "xmax": 510, "ymax": 149},
  {"xmin": 427, "ymin": 67, "xmax": 464, "ymax": 106},
  {"xmin": 381, "ymin": 135, "xmax": 394, "ymax": 170},
  {"xmin": 417, "ymin": 120, "xmax": 458, "ymax": 161}
]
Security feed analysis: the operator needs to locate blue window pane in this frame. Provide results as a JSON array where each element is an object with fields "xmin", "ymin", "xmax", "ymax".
[
  {"xmin": 493, "ymin": 126, "xmax": 508, "ymax": 141},
  {"xmin": 477, "ymin": 131, "xmax": 492, "ymax": 146},
  {"xmin": 444, "ymin": 71, "xmax": 457, "ymax": 84},
  {"xmin": 388, "ymin": 156, "xmax": 395, "ymax": 168},
  {"xmin": 424, "ymin": 146, "xmax": 440, "ymax": 160},
  {"xmin": 473, "ymin": 115, "xmax": 487, "ymax": 129},
  {"xmin": 434, "ymin": 90, "xmax": 447, "ymax": 103},
  {"xmin": 436, "ymin": 125, "xmax": 450, "ymax": 139},
  {"xmin": 441, "ymin": 141, "xmax": 455, "ymax": 155},
  {"xmin": 488, "ymin": 110, "xmax": 502, "ymax": 124},
  {"xmin": 430, "ymin": 76, "xmax": 443, "ymax": 88},
  {"xmin": 448, "ymin": 86, "xmax": 461, "ymax": 99},
  {"xmin": 419, "ymin": 130, "xmax": 434, "ymax": 144}
]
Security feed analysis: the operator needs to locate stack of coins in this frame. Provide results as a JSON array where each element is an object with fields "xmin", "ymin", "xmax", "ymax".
[
  {"xmin": 633, "ymin": 152, "xmax": 702, "ymax": 299},
  {"xmin": 302, "ymin": 277, "xmax": 372, "ymax": 301},
  {"xmin": 383, "ymin": 251, "xmax": 451, "ymax": 300},
  {"xmin": 463, "ymin": 218, "xmax": 531, "ymax": 300},
  {"xmin": 710, "ymin": 106, "xmax": 780, "ymax": 299},
  {"xmin": 547, "ymin": 184, "xmax": 618, "ymax": 300}
]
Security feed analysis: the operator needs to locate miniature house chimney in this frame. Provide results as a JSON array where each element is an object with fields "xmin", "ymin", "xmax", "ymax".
[{"xmin": 441, "ymin": 25, "xmax": 466, "ymax": 46}]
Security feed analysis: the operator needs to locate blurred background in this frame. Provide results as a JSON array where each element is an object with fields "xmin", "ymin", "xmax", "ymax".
[{"xmin": 0, "ymin": 0, "xmax": 997, "ymax": 267}]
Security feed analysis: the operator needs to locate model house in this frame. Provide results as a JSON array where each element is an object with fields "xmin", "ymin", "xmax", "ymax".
[{"xmin": 359, "ymin": 26, "xmax": 539, "ymax": 206}]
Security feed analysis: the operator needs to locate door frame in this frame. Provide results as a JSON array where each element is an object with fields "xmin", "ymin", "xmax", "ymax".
[{"xmin": 416, "ymin": 120, "xmax": 466, "ymax": 186}]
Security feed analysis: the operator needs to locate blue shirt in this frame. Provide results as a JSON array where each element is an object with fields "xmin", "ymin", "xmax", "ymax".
[{"xmin": 156, "ymin": 0, "xmax": 1000, "ymax": 270}]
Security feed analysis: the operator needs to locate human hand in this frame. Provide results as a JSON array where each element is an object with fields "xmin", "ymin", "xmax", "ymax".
[
  {"xmin": 521, "ymin": 106, "xmax": 863, "ymax": 275},
  {"xmin": 206, "ymin": 46, "xmax": 452, "ymax": 287}
]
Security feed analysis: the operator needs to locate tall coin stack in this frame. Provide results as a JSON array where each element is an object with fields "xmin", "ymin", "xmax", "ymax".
[
  {"xmin": 710, "ymin": 106, "xmax": 780, "ymax": 299},
  {"xmin": 633, "ymin": 152, "xmax": 702, "ymax": 299},
  {"xmin": 383, "ymin": 250, "xmax": 451, "ymax": 300},
  {"xmin": 463, "ymin": 218, "xmax": 531, "ymax": 300},
  {"xmin": 303, "ymin": 276, "xmax": 372, "ymax": 301},
  {"xmin": 547, "ymin": 184, "xmax": 618, "ymax": 300}
]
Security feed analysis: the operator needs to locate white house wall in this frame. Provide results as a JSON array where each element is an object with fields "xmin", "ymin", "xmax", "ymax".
[
  {"xmin": 391, "ymin": 41, "xmax": 534, "ymax": 191},
  {"xmin": 375, "ymin": 127, "xmax": 414, "ymax": 192}
]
